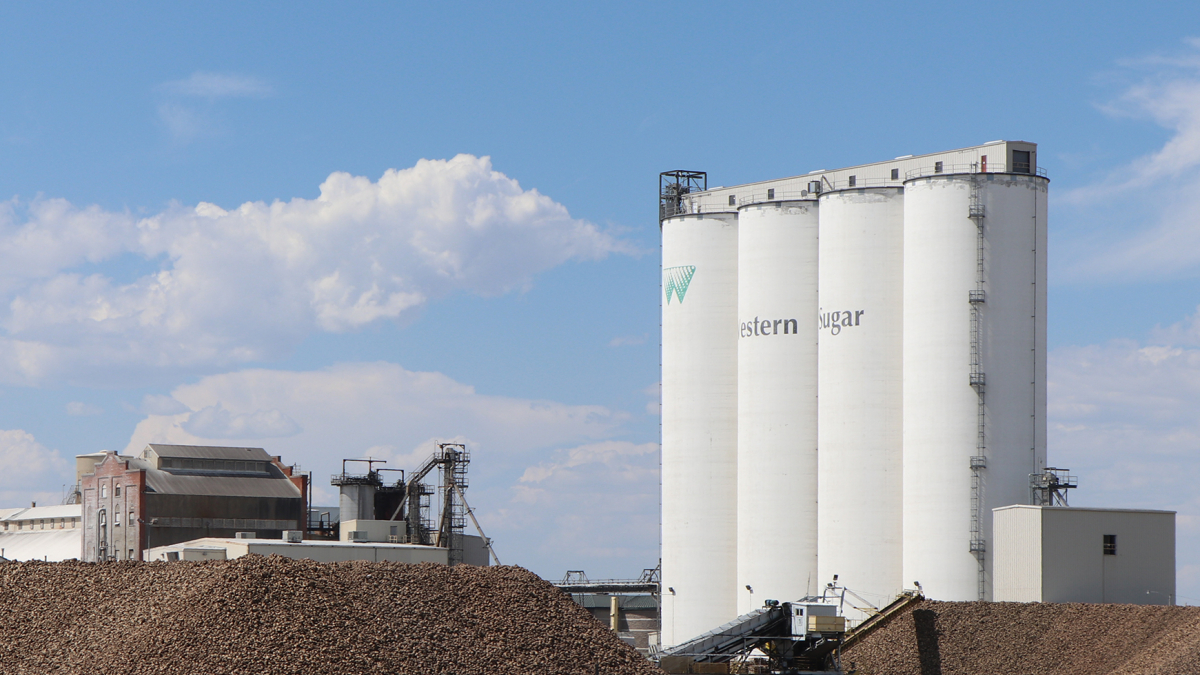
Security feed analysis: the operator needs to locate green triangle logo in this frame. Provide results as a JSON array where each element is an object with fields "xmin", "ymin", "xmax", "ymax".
[{"xmin": 664, "ymin": 265, "xmax": 696, "ymax": 304}]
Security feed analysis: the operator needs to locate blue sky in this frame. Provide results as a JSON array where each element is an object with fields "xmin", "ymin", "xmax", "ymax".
[{"xmin": 4, "ymin": 2, "xmax": 1200, "ymax": 597}]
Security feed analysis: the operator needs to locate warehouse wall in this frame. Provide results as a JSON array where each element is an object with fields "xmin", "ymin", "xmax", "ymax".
[{"xmin": 993, "ymin": 506, "xmax": 1175, "ymax": 604}]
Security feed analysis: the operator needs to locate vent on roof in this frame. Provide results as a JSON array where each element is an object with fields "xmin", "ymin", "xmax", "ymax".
[{"xmin": 235, "ymin": 532, "xmax": 256, "ymax": 539}]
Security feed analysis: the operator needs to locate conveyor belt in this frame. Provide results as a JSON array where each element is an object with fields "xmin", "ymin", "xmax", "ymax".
[{"xmin": 662, "ymin": 606, "xmax": 788, "ymax": 663}]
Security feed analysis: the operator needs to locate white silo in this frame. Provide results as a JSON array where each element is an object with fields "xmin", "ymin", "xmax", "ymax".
[
  {"xmin": 816, "ymin": 187, "xmax": 905, "ymax": 617},
  {"xmin": 735, "ymin": 199, "xmax": 819, "ymax": 614},
  {"xmin": 901, "ymin": 171, "xmax": 1049, "ymax": 601},
  {"xmin": 661, "ymin": 211, "xmax": 739, "ymax": 646}
]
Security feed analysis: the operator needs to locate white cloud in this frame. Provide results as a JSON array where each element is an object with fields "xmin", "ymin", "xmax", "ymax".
[
  {"xmin": 644, "ymin": 381, "xmax": 660, "ymax": 416},
  {"xmin": 1048, "ymin": 313, "xmax": 1200, "ymax": 603},
  {"xmin": 65, "ymin": 401, "xmax": 102, "ymax": 416},
  {"xmin": 1061, "ymin": 39, "xmax": 1200, "ymax": 282},
  {"xmin": 159, "ymin": 72, "xmax": 273, "ymax": 99},
  {"xmin": 0, "ymin": 429, "xmax": 71, "ymax": 505},
  {"xmin": 140, "ymin": 394, "xmax": 190, "ymax": 416},
  {"xmin": 0, "ymin": 155, "xmax": 628, "ymax": 385},
  {"xmin": 182, "ymin": 404, "xmax": 300, "ymax": 439},
  {"xmin": 495, "ymin": 440, "xmax": 660, "ymax": 573},
  {"xmin": 156, "ymin": 102, "xmax": 207, "ymax": 145},
  {"xmin": 126, "ymin": 362, "xmax": 624, "ymax": 457},
  {"xmin": 121, "ymin": 361, "xmax": 647, "ymax": 575}
]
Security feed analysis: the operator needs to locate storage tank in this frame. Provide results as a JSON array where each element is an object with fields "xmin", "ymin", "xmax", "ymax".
[
  {"xmin": 735, "ymin": 199, "xmax": 819, "ymax": 614},
  {"xmin": 901, "ymin": 171, "xmax": 1048, "ymax": 601},
  {"xmin": 816, "ymin": 187, "xmax": 905, "ymax": 617},
  {"xmin": 661, "ymin": 211, "xmax": 739, "ymax": 646}
]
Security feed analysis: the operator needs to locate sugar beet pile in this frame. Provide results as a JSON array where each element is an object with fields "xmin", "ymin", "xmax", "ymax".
[
  {"xmin": 0, "ymin": 555, "xmax": 658, "ymax": 675},
  {"xmin": 845, "ymin": 599, "xmax": 1200, "ymax": 675}
]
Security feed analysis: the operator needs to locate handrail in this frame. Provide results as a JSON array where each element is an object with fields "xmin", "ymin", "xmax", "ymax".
[{"xmin": 906, "ymin": 163, "xmax": 1048, "ymax": 180}]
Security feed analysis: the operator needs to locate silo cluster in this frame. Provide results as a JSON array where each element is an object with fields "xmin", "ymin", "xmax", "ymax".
[{"xmin": 659, "ymin": 142, "xmax": 1048, "ymax": 646}]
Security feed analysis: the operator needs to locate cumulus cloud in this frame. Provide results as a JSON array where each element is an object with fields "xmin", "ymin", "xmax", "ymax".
[
  {"xmin": 126, "ymin": 362, "xmax": 624, "ymax": 458},
  {"xmin": 182, "ymin": 405, "xmax": 301, "ymax": 439},
  {"xmin": 121, "ymin": 361, "xmax": 650, "ymax": 575},
  {"xmin": 1061, "ymin": 38, "xmax": 1200, "ymax": 281},
  {"xmin": 0, "ymin": 429, "xmax": 71, "ymax": 506},
  {"xmin": 65, "ymin": 401, "xmax": 102, "ymax": 416},
  {"xmin": 644, "ymin": 381, "xmax": 661, "ymax": 416},
  {"xmin": 0, "ymin": 156, "xmax": 628, "ymax": 386},
  {"xmin": 1049, "ymin": 312, "xmax": 1200, "ymax": 602},
  {"xmin": 140, "ymin": 394, "xmax": 190, "ymax": 416},
  {"xmin": 499, "ymin": 440, "xmax": 660, "ymax": 574}
]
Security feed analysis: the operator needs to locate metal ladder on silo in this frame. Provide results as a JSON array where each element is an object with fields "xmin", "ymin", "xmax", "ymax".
[{"xmin": 968, "ymin": 176, "xmax": 988, "ymax": 601}]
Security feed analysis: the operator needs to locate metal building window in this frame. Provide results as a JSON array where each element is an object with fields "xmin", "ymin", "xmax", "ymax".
[
  {"xmin": 1103, "ymin": 534, "xmax": 1117, "ymax": 555},
  {"xmin": 728, "ymin": 195, "xmax": 736, "ymax": 206},
  {"xmin": 934, "ymin": 161, "xmax": 944, "ymax": 174},
  {"xmin": 848, "ymin": 175, "xmax": 857, "ymax": 187},
  {"xmin": 1012, "ymin": 150, "xmax": 1031, "ymax": 174},
  {"xmin": 891, "ymin": 168, "xmax": 899, "ymax": 180},
  {"xmin": 767, "ymin": 188, "xmax": 774, "ymax": 200}
]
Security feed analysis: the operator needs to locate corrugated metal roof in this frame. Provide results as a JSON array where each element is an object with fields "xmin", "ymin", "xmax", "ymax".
[
  {"xmin": 0, "ymin": 505, "xmax": 81, "ymax": 521},
  {"xmin": 144, "ymin": 444, "xmax": 272, "ymax": 461},
  {"xmin": 144, "ymin": 472, "xmax": 301, "ymax": 499},
  {"xmin": 0, "ymin": 529, "xmax": 81, "ymax": 561}
]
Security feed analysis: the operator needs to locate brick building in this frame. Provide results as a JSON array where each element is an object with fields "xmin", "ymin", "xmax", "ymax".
[{"xmin": 80, "ymin": 444, "xmax": 307, "ymax": 562}]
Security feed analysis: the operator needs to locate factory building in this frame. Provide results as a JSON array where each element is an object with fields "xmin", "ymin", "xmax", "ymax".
[
  {"xmin": 0, "ymin": 504, "xmax": 82, "ymax": 561},
  {"xmin": 80, "ymin": 444, "xmax": 308, "ymax": 561},
  {"xmin": 660, "ymin": 142, "xmax": 1048, "ymax": 644},
  {"xmin": 145, "ymin": 535, "xmax": 464, "ymax": 565}
]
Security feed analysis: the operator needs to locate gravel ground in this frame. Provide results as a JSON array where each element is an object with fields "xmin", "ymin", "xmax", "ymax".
[
  {"xmin": 843, "ymin": 599, "xmax": 1200, "ymax": 675},
  {"xmin": 0, "ymin": 555, "xmax": 659, "ymax": 675}
]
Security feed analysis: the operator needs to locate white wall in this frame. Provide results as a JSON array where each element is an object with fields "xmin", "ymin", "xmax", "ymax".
[
  {"xmin": 736, "ymin": 200, "xmax": 819, "ymax": 613},
  {"xmin": 993, "ymin": 506, "xmax": 1175, "ymax": 604},
  {"xmin": 661, "ymin": 212, "xmax": 739, "ymax": 645},
  {"xmin": 816, "ymin": 188, "xmax": 905, "ymax": 617},
  {"xmin": 147, "ymin": 537, "xmax": 450, "ymax": 564}
]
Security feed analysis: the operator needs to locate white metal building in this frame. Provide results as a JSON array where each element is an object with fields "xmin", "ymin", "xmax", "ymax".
[
  {"xmin": 993, "ymin": 506, "xmax": 1175, "ymax": 604},
  {"xmin": 146, "ymin": 536, "xmax": 450, "ymax": 564},
  {"xmin": 0, "ymin": 504, "xmax": 82, "ymax": 561},
  {"xmin": 660, "ymin": 141, "xmax": 1047, "ymax": 645}
]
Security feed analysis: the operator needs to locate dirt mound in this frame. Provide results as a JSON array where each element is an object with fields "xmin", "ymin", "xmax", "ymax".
[
  {"xmin": 0, "ymin": 555, "xmax": 658, "ymax": 675},
  {"xmin": 844, "ymin": 599, "xmax": 1200, "ymax": 675}
]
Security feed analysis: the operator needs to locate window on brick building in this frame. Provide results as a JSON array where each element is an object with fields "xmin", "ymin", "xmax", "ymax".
[
  {"xmin": 129, "ymin": 549, "xmax": 134, "ymax": 560},
  {"xmin": 129, "ymin": 511, "xmax": 135, "ymax": 527},
  {"xmin": 101, "ymin": 485, "xmax": 107, "ymax": 499},
  {"xmin": 115, "ymin": 485, "xmax": 121, "ymax": 497}
]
